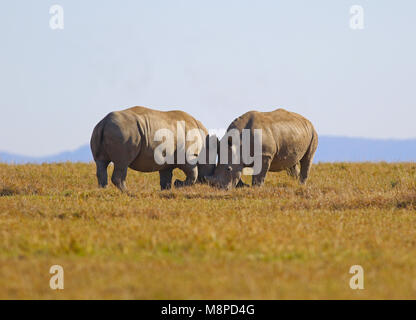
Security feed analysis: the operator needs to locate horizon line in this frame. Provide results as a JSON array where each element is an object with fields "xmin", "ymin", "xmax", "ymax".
[{"xmin": 1, "ymin": 134, "xmax": 416, "ymax": 159}]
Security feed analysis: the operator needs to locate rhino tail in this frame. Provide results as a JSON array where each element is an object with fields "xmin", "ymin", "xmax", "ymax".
[{"xmin": 90, "ymin": 119, "xmax": 107, "ymax": 161}]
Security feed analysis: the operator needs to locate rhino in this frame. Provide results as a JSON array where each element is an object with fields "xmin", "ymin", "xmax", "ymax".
[
  {"xmin": 90, "ymin": 106, "xmax": 216, "ymax": 191},
  {"xmin": 205, "ymin": 108, "xmax": 318, "ymax": 189}
]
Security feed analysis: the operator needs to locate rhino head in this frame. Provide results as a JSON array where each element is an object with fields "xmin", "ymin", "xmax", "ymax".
[
  {"xmin": 204, "ymin": 133, "xmax": 244, "ymax": 189},
  {"xmin": 205, "ymin": 163, "xmax": 244, "ymax": 190}
]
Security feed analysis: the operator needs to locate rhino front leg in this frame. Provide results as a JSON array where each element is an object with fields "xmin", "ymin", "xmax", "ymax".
[
  {"xmin": 252, "ymin": 156, "xmax": 272, "ymax": 187},
  {"xmin": 286, "ymin": 163, "xmax": 300, "ymax": 180},
  {"xmin": 159, "ymin": 168, "xmax": 173, "ymax": 190},
  {"xmin": 236, "ymin": 179, "xmax": 249, "ymax": 188},
  {"xmin": 174, "ymin": 164, "xmax": 198, "ymax": 188}
]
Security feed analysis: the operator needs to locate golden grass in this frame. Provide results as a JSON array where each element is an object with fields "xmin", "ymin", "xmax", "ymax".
[{"xmin": 0, "ymin": 162, "xmax": 415, "ymax": 299}]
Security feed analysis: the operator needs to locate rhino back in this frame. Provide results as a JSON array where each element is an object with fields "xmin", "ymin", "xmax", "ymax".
[
  {"xmin": 228, "ymin": 108, "xmax": 316, "ymax": 170},
  {"xmin": 124, "ymin": 107, "xmax": 208, "ymax": 171}
]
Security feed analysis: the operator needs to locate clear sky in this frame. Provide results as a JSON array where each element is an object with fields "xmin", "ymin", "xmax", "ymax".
[{"xmin": 0, "ymin": 1, "xmax": 415, "ymax": 156}]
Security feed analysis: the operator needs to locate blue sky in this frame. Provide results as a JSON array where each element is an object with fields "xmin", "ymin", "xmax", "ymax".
[{"xmin": 0, "ymin": 1, "xmax": 415, "ymax": 156}]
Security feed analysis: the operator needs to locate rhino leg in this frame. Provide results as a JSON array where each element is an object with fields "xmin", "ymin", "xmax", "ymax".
[
  {"xmin": 96, "ymin": 160, "xmax": 110, "ymax": 188},
  {"xmin": 236, "ymin": 179, "xmax": 249, "ymax": 188},
  {"xmin": 286, "ymin": 163, "xmax": 300, "ymax": 180},
  {"xmin": 299, "ymin": 156, "xmax": 313, "ymax": 184},
  {"xmin": 252, "ymin": 156, "xmax": 272, "ymax": 187},
  {"xmin": 299, "ymin": 132, "xmax": 318, "ymax": 184},
  {"xmin": 174, "ymin": 164, "xmax": 198, "ymax": 188},
  {"xmin": 159, "ymin": 168, "xmax": 173, "ymax": 190},
  {"xmin": 111, "ymin": 165, "xmax": 128, "ymax": 192}
]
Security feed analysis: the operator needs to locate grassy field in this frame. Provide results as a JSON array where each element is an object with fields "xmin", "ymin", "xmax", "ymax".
[{"xmin": 0, "ymin": 162, "xmax": 415, "ymax": 299}]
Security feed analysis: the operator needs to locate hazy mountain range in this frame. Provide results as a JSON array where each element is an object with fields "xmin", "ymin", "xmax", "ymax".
[{"xmin": 1, "ymin": 136, "xmax": 416, "ymax": 164}]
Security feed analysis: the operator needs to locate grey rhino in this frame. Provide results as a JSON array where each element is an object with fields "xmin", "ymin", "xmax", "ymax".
[
  {"xmin": 206, "ymin": 108, "xmax": 318, "ymax": 189},
  {"xmin": 90, "ymin": 106, "xmax": 215, "ymax": 191}
]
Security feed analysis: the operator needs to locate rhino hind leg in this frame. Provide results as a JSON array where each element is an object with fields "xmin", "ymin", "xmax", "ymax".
[
  {"xmin": 159, "ymin": 168, "xmax": 173, "ymax": 190},
  {"xmin": 299, "ymin": 157, "xmax": 312, "ymax": 184},
  {"xmin": 96, "ymin": 160, "xmax": 110, "ymax": 188},
  {"xmin": 174, "ymin": 165, "xmax": 198, "ymax": 188},
  {"xmin": 111, "ymin": 164, "xmax": 128, "ymax": 192},
  {"xmin": 299, "ymin": 133, "xmax": 318, "ymax": 184}
]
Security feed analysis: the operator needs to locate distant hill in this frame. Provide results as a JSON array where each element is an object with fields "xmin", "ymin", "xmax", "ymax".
[
  {"xmin": 0, "ymin": 145, "xmax": 92, "ymax": 164},
  {"xmin": 1, "ymin": 136, "xmax": 416, "ymax": 164}
]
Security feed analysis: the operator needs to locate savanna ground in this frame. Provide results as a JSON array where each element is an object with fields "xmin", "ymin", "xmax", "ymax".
[{"xmin": 0, "ymin": 162, "xmax": 415, "ymax": 299}]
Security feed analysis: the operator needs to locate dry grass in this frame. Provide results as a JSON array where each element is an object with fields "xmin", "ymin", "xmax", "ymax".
[{"xmin": 0, "ymin": 162, "xmax": 416, "ymax": 299}]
